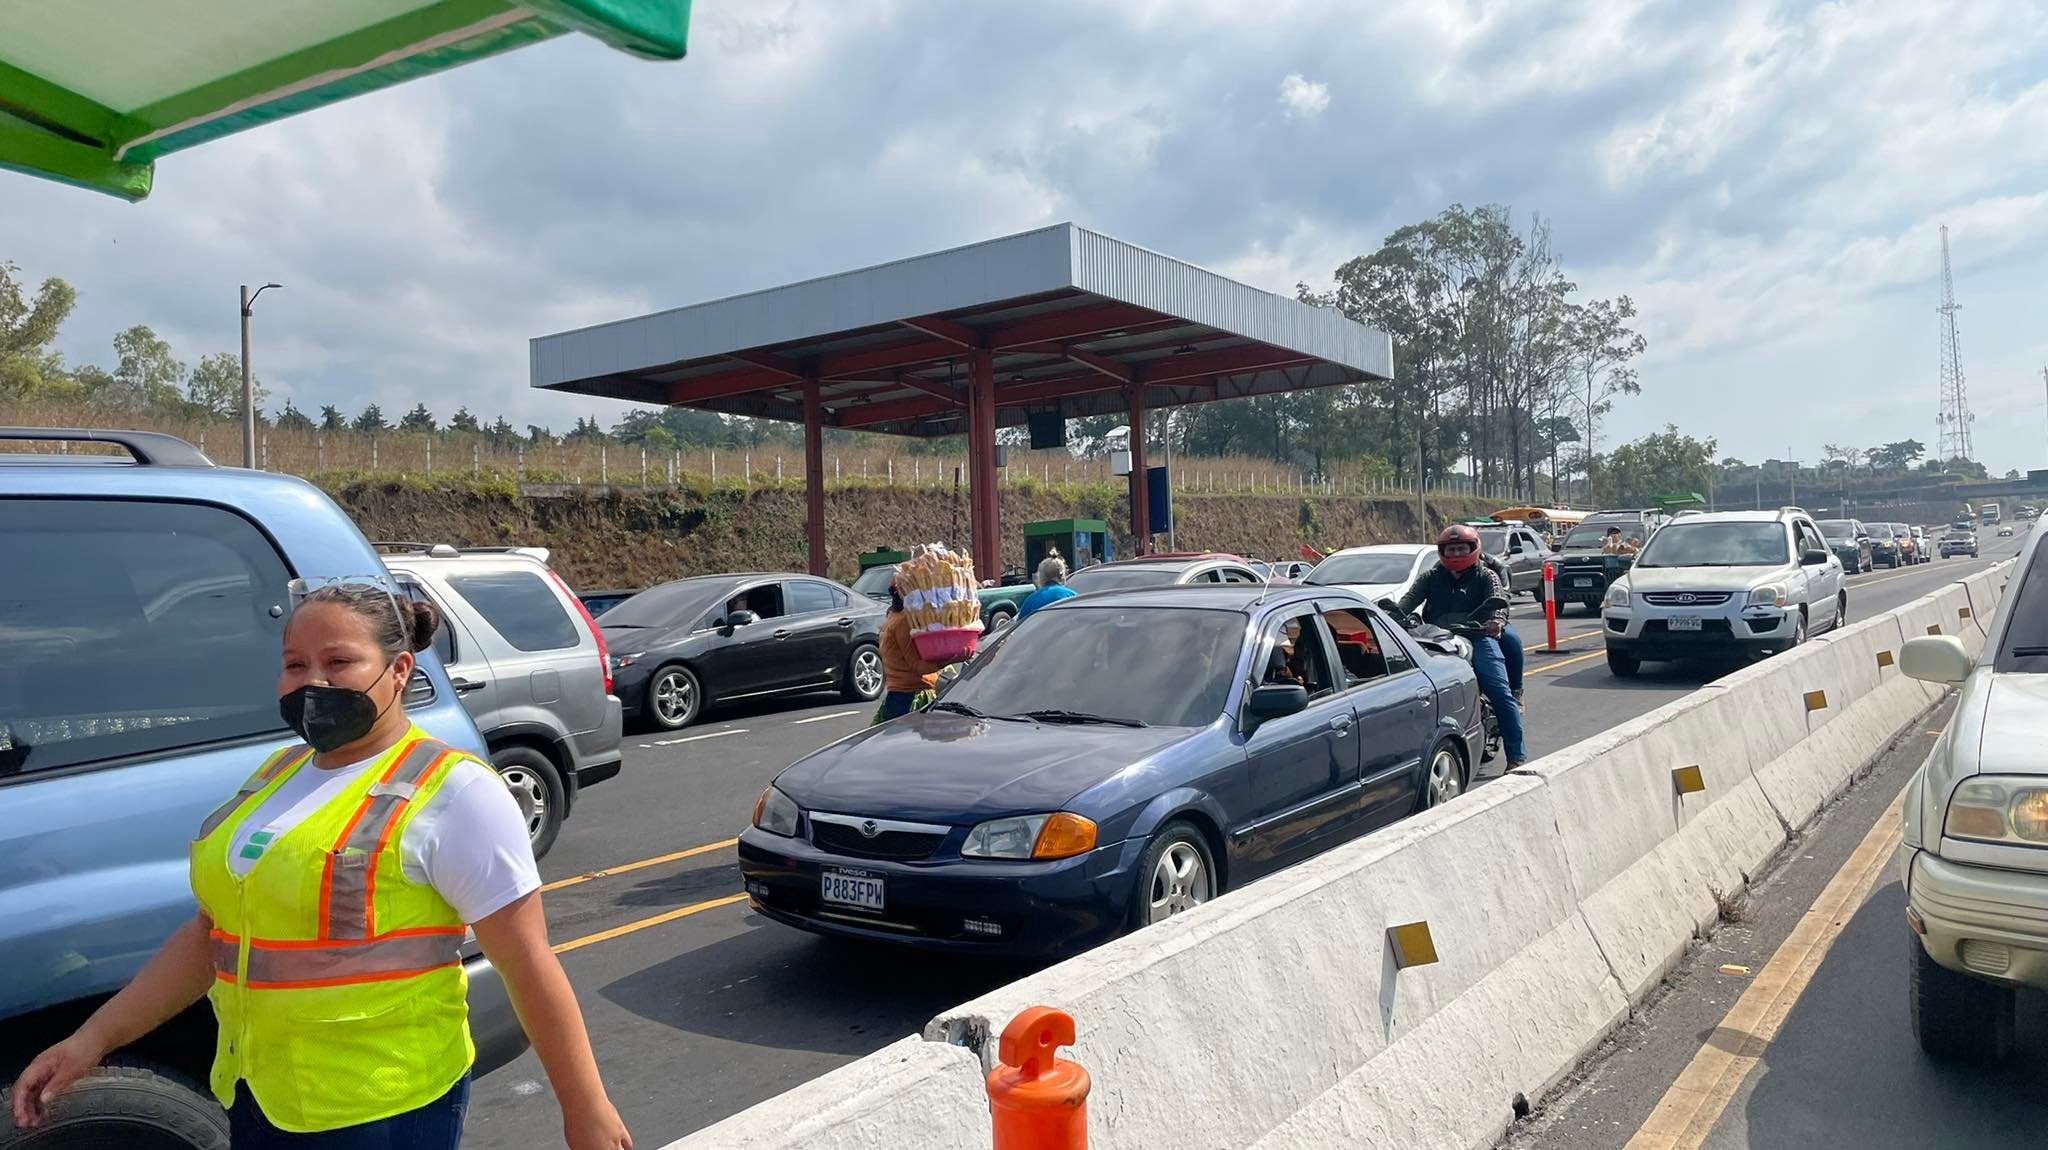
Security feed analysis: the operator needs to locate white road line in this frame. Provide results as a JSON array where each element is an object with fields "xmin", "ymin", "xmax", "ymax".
[
  {"xmin": 791, "ymin": 710, "xmax": 864, "ymax": 725},
  {"xmin": 650, "ymin": 729, "xmax": 748, "ymax": 745}
]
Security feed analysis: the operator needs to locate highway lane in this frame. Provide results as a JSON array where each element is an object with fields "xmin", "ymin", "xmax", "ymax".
[{"xmin": 463, "ymin": 538, "xmax": 2023, "ymax": 1149}]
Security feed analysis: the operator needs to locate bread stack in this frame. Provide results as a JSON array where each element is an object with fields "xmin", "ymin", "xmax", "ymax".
[{"xmin": 897, "ymin": 543, "xmax": 982, "ymax": 634}]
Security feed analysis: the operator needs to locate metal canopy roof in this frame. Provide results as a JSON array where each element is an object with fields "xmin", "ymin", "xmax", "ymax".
[{"xmin": 531, "ymin": 223, "xmax": 1394, "ymax": 438}]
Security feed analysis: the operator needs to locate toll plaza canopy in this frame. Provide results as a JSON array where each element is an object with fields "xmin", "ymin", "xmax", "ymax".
[
  {"xmin": 0, "ymin": 1, "xmax": 690, "ymax": 201},
  {"xmin": 532, "ymin": 222, "xmax": 1394, "ymax": 578}
]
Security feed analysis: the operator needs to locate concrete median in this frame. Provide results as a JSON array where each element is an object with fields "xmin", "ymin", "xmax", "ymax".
[{"xmin": 666, "ymin": 1037, "xmax": 988, "ymax": 1150}]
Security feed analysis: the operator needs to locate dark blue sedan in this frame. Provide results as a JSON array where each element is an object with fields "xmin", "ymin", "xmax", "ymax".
[{"xmin": 737, "ymin": 584, "xmax": 1484, "ymax": 957}]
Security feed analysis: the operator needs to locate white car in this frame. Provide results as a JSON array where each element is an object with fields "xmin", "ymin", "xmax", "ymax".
[
  {"xmin": 1898, "ymin": 533, "xmax": 2047, "ymax": 1063},
  {"xmin": 1600, "ymin": 509, "xmax": 1846, "ymax": 676},
  {"xmin": 1301, "ymin": 544, "xmax": 1437, "ymax": 604},
  {"xmin": 1998, "ymin": 524, "xmax": 2015, "ymax": 537}
]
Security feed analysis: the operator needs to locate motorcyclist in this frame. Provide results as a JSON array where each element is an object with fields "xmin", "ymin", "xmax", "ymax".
[
  {"xmin": 1397, "ymin": 524, "xmax": 1527, "ymax": 768},
  {"xmin": 1476, "ymin": 547, "xmax": 1525, "ymax": 703}
]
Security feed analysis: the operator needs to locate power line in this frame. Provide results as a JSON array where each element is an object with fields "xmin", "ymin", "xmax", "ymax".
[{"xmin": 1935, "ymin": 224, "xmax": 1975, "ymax": 462}]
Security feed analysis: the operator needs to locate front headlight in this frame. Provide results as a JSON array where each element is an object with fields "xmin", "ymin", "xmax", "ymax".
[
  {"xmin": 961, "ymin": 812, "xmax": 1098, "ymax": 860},
  {"xmin": 752, "ymin": 786, "xmax": 801, "ymax": 837},
  {"xmin": 1603, "ymin": 581, "xmax": 1630, "ymax": 608},
  {"xmin": 1746, "ymin": 585, "xmax": 1787, "ymax": 608},
  {"xmin": 1944, "ymin": 777, "xmax": 2048, "ymax": 846}
]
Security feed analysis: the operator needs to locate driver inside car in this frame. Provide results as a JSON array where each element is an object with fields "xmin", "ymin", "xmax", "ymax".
[{"xmin": 1397, "ymin": 524, "xmax": 1526, "ymax": 768}]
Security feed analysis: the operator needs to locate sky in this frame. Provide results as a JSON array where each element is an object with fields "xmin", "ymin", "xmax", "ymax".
[{"xmin": 6, "ymin": 0, "xmax": 2048, "ymax": 473}]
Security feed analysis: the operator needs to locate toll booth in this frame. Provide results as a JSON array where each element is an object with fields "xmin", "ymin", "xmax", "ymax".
[
  {"xmin": 858, "ymin": 547, "xmax": 910, "ymax": 572},
  {"xmin": 1024, "ymin": 519, "xmax": 1112, "ymax": 575}
]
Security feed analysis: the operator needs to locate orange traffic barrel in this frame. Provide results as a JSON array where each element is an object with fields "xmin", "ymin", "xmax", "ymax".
[{"xmin": 987, "ymin": 1006, "xmax": 1090, "ymax": 1149}]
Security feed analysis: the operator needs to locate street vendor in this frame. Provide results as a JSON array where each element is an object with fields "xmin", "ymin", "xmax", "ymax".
[{"xmin": 878, "ymin": 580, "xmax": 945, "ymax": 722}]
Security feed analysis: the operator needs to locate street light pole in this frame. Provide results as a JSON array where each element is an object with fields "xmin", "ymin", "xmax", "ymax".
[{"xmin": 240, "ymin": 282, "xmax": 281, "ymax": 468}]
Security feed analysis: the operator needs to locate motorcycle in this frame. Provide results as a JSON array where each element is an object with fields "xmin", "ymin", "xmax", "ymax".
[{"xmin": 1378, "ymin": 595, "xmax": 1511, "ymax": 763}]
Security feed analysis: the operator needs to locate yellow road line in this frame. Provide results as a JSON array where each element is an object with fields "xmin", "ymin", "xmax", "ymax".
[
  {"xmin": 1623, "ymin": 783, "xmax": 1907, "ymax": 1150},
  {"xmin": 539, "ymin": 837, "xmax": 738, "ymax": 893},
  {"xmin": 1530, "ymin": 647, "xmax": 1609, "ymax": 675},
  {"xmin": 552, "ymin": 893, "xmax": 749, "ymax": 955}
]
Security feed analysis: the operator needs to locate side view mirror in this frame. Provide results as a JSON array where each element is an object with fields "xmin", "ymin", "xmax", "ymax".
[
  {"xmin": 1246, "ymin": 683, "xmax": 1310, "ymax": 724},
  {"xmin": 1800, "ymin": 548, "xmax": 1831, "ymax": 566},
  {"xmin": 1507, "ymin": 542, "xmax": 1524, "ymax": 554},
  {"xmin": 724, "ymin": 609, "xmax": 759, "ymax": 629},
  {"xmin": 1900, "ymin": 635, "xmax": 1972, "ymax": 684}
]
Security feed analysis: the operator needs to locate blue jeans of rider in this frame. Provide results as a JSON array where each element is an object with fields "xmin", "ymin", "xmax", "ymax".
[
  {"xmin": 1498, "ymin": 623, "xmax": 1524, "ymax": 694},
  {"xmin": 1470, "ymin": 635, "xmax": 1526, "ymax": 763}
]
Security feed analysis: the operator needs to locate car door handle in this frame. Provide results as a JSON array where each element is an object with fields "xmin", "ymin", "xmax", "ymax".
[
  {"xmin": 836, "ymin": 618, "xmax": 854, "ymax": 627},
  {"xmin": 1330, "ymin": 717, "xmax": 1353, "ymax": 735},
  {"xmin": 1412, "ymin": 691, "xmax": 1431, "ymax": 703},
  {"xmin": 773, "ymin": 629, "xmax": 791, "ymax": 640},
  {"xmin": 449, "ymin": 676, "xmax": 485, "ymax": 694}
]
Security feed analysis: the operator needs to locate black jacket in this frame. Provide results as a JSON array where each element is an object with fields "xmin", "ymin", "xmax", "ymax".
[{"xmin": 1397, "ymin": 561, "xmax": 1508, "ymax": 627}]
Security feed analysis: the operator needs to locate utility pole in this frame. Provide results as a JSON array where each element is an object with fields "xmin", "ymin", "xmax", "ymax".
[{"xmin": 239, "ymin": 282, "xmax": 282, "ymax": 468}]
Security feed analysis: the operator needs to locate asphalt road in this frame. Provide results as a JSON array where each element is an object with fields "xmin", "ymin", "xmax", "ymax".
[{"xmin": 462, "ymin": 537, "xmax": 2024, "ymax": 1149}]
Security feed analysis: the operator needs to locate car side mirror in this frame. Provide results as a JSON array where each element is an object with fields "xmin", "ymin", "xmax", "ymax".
[
  {"xmin": 1508, "ymin": 542, "xmax": 1524, "ymax": 554},
  {"xmin": 1246, "ymin": 683, "xmax": 1310, "ymax": 725},
  {"xmin": 1801, "ymin": 548, "xmax": 1830, "ymax": 566},
  {"xmin": 724, "ymin": 609, "xmax": 759, "ymax": 629},
  {"xmin": 1900, "ymin": 635, "xmax": 1972, "ymax": 684}
]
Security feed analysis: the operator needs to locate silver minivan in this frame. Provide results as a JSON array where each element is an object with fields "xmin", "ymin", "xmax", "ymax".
[{"xmin": 381, "ymin": 544, "xmax": 623, "ymax": 858}]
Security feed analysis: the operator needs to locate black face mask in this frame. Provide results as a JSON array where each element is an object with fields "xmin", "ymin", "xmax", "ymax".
[{"xmin": 279, "ymin": 671, "xmax": 396, "ymax": 754}]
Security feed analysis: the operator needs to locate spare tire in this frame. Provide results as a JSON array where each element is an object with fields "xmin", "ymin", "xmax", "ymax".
[{"xmin": 0, "ymin": 1061, "xmax": 228, "ymax": 1150}]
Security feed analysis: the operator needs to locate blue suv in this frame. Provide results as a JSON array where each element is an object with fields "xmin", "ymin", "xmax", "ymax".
[{"xmin": 0, "ymin": 429, "xmax": 525, "ymax": 1147}]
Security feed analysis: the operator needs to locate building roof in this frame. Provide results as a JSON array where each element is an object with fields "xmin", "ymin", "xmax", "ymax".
[{"xmin": 530, "ymin": 223, "xmax": 1394, "ymax": 438}]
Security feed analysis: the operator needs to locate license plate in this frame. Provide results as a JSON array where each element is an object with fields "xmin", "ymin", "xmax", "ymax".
[
  {"xmin": 821, "ymin": 868, "xmax": 885, "ymax": 911},
  {"xmin": 1668, "ymin": 616, "xmax": 1703, "ymax": 631},
  {"xmin": 1573, "ymin": 577, "xmax": 1595, "ymax": 587}
]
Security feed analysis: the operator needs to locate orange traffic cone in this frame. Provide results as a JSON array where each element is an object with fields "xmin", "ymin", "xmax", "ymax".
[{"xmin": 987, "ymin": 1006, "xmax": 1090, "ymax": 1149}]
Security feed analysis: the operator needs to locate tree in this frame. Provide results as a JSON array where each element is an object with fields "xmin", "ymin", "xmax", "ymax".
[
  {"xmin": 275, "ymin": 400, "xmax": 316, "ymax": 431},
  {"xmin": 319, "ymin": 405, "xmax": 347, "ymax": 431},
  {"xmin": 489, "ymin": 415, "xmax": 516, "ymax": 443},
  {"xmin": 448, "ymin": 406, "xmax": 481, "ymax": 433},
  {"xmin": 85, "ymin": 324, "xmax": 187, "ymax": 410},
  {"xmin": 526, "ymin": 424, "xmax": 555, "ymax": 446},
  {"xmin": 1593, "ymin": 426, "xmax": 1717, "ymax": 507},
  {"xmin": 642, "ymin": 425, "xmax": 678, "ymax": 455},
  {"xmin": 563, "ymin": 415, "xmax": 608, "ymax": 445},
  {"xmin": 0, "ymin": 261, "xmax": 77, "ymax": 400},
  {"xmin": 399, "ymin": 403, "xmax": 437, "ymax": 433},
  {"xmin": 1869, "ymin": 439, "xmax": 1926, "ymax": 472},
  {"xmin": 186, "ymin": 351, "xmax": 267, "ymax": 421},
  {"xmin": 352, "ymin": 403, "xmax": 388, "ymax": 433}
]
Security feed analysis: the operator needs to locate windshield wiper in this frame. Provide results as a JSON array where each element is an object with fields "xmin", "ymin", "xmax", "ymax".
[
  {"xmin": 1015, "ymin": 708, "xmax": 1149, "ymax": 728},
  {"xmin": 926, "ymin": 701, "xmax": 1031, "ymax": 723}
]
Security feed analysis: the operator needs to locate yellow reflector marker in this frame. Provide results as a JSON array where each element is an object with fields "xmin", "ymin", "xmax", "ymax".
[
  {"xmin": 1959, "ymin": 606, "xmax": 1973, "ymax": 619},
  {"xmin": 1803, "ymin": 690, "xmax": 1828, "ymax": 712},
  {"xmin": 1876, "ymin": 650, "xmax": 1895, "ymax": 668},
  {"xmin": 1927, "ymin": 624, "xmax": 1942, "ymax": 635},
  {"xmin": 1388, "ymin": 921, "xmax": 1438, "ymax": 969},
  {"xmin": 1672, "ymin": 765, "xmax": 1705, "ymax": 796},
  {"xmin": 1032, "ymin": 813, "xmax": 1098, "ymax": 860}
]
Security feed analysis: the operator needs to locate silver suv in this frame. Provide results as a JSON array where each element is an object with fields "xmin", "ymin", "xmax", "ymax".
[
  {"xmin": 381, "ymin": 544, "xmax": 623, "ymax": 858},
  {"xmin": 1601, "ymin": 509, "xmax": 1847, "ymax": 676}
]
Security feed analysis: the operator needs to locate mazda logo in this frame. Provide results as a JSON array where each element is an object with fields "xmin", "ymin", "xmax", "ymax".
[
  {"xmin": 859, "ymin": 820, "xmax": 880, "ymax": 838},
  {"xmin": 1677, "ymin": 593, "xmax": 1697, "ymax": 604}
]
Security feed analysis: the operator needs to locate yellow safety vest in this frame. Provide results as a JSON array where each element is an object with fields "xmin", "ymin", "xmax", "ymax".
[{"xmin": 189, "ymin": 729, "xmax": 476, "ymax": 1132}]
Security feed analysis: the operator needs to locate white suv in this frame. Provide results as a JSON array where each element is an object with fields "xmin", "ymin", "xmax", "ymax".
[{"xmin": 1601, "ymin": 509, "xmax": 1846, "ymax": 676}]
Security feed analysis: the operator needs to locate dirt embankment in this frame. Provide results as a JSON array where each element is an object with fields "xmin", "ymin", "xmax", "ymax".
[{"xmin": 328, "ymin": 479, "xmax": 1495, "ymax": 591}]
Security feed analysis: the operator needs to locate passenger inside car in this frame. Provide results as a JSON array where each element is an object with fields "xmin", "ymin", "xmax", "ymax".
[
  {"xmin": 726, "ymin": 585, "xmax": 785, "ymax": 621},
  {"xmin": 1263, "ymin": 615, "xmax": 1332, "ymax": 696},
  {"xmin": 1322, "ymin": 608, "xmax": 1390, "ymax": 685}
]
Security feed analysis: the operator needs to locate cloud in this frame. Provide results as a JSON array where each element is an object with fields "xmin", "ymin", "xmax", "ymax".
[{"xmin": 1277, "ymin": 73, "xmax": 1330, "ymax": 119}]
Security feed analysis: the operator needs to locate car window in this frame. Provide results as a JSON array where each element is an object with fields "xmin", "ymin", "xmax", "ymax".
[
  {"xmin": 397, "ymin": 577, "xmax": 458, "ymax": 665},
  {"xmin": 1796, "ymin": 523, "xmax": 1827, "ymax": 555},
  {"xmin": 942, "ymin": 606, "xmax": 1244, "ymax": 727},
  {"xmin": 787, "ymin": 580, "xmax": 839, "ymax": 616},
  {"xmin": 0, "ymin": 498, "xmax": 292, "ymax": 776},
  {"xmin": 1258, "ymin": 612, "xmax": 1335, "ymax": 699},
  {"xmin": 851, "ymin": 566, "xmax": 896, "ymax": 598},
  {"xmin": 445, "ymin": 569, "xmax": 581, "ymax": 652},
  {"xmin": 725, "ymin": 583, "xmax": 786, "ymax": 621},
  {"xmin": 1222, "ymin": 568, "xmax": 1260, "ymax": 583},
  {"xmin": 1319, "ymin": 607, "xmax": 1395, "ymax": 687},
  {"xmin": 1996, "ymin": 544, "xmax": 2048, "ymax": 673},
  {"xmin": 1372, "ymin": 616, "xmax": 1416, "ymax": 675},
  {"xmin": 1062, "ymin": 563, "xmax": 1185, "ymax": 594}
]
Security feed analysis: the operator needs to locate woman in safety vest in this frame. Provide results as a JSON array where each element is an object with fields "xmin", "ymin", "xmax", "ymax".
[{"xmin": 11, "ymin": 581, "xmax": 632, "ymax": 1148}]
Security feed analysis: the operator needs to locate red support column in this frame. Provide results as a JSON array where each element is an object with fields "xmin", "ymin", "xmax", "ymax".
[
  {"xmin": 803, "ymin": 374, "xmax": 826, "ymax": 576},
  {"xmin": 969, "ymin": 347, "xmax": 1001, "ymax": 579},
  {"xmin": 1127, "ymin": 381, "xmax": 1149, "ymax": 556}
]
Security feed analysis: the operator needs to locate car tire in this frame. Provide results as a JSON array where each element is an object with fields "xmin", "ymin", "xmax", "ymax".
[
  {"xmin": 0, "ymin": 1060, "xmax": 229, "ymax": 1150},
  {"xmin": 1418, "ymin": 740, "xmax": 1467, "ymax": 811},
  {"xmin": 985, "ymin": 604, "xmax": 1017, "ymax": 629},
  {"xmin": 646, "ymin": 664, "xmax": 701, "ymax": 731},
  {"xmin": 1128, "ymin": 821, "xmax": 1216, "ymax": 931},
  {"xmin": 1909, "ymin": 933, "xmax": 2014, "ymax": 1063},
  {"xmin": 1607, "ymin": 647, "xmax": 1640, "ymax": 677},
  {"xmin": 842, "ymin": 642, "xmax": 884, "ymax": 702},
  {"xmin": 1836, "ymin": 592, "xmax": 1848, "ymax": 630},
  {"xmin": 492, "ymin": 744, "xmax": 565, "ymax": 861}
]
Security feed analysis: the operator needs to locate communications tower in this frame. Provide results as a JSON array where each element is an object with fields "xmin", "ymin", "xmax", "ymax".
[{"xmin": 1936, "ymin": 224, "xmax": 1975, "ymax": 462}]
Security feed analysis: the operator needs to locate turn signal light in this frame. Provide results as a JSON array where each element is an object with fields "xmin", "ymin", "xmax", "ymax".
[{"xmin": 1032, "ymin": 813, "xmax": 1098, "ymax": 860}]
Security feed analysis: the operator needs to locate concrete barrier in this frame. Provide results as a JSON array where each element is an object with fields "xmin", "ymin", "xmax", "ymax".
[{"xmin": 667, "ymin": 574, "xmax": 2011, "ymax": 1150}]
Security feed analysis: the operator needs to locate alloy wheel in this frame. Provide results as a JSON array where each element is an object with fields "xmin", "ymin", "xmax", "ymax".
[
  {"xmin": 1146, "ymin": 841, "xmax": 1212, "ymax": 924},
  {"xmin": 852, "ymin": 648, "xmax": 884, "ymax": 698},
  {"xmin": 654, "ymin": 670, "xmax": 695, "ymax": 726},
  {"xmin": 1428, "ymin": 747, "xmax": 1464, "ymax": 806},
  {"xmin": 498, "ymin": 763, "xmax": 549, "ymax": 841}
]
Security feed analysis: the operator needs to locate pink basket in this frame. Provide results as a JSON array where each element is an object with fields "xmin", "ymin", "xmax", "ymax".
[{"xmin": 912, "ymin": 627, "xmax": 981, "ymax": 666}]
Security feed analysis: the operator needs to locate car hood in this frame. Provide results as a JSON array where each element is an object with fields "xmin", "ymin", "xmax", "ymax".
[
  {"xmin": 1623, "ymin": 565, "xmax": 1789, "ymax": 593},
  {"xmin": 775, "ymin": 713, "xmax": 1194, "ymax": 823},
  {"xmin": 1973, "ymin": 674, "xmax": 2048, "ymax": 777}
]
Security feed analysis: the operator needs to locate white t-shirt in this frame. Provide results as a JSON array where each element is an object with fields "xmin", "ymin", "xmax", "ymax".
[{"xmin": 226, "ymin": 752, "xmax": 541, "ymax": 925}]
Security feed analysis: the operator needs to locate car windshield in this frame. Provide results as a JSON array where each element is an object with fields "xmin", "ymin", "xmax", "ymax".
[
  {"xmin": 1477, "ymin": 528, "xmax": 1510, "ymax": 553},
  {"xmin": 596, "ymin": 578, "xmax": 735, "ymax": 630},
  {"xmin": 1561, "ymin": 519, "xmax": 1638, "ymax": 549},
  {"xmin": 1064, "ymin": 563, "xmax": 1190, "ymax": 594},
  {"xmin": 1818, "ymin": 520, "xmax": 1858, "ymax": 542},
  {"xmin": 1997, "ymin": 544, "xmax": 2048, "ymax": 673},
  {"xmin": 851, "ymin": 566, "xmax": 896, "ymax": 598},
  {"xmin": 1306, "ymin": 552, "xmax": 1422, "ymax": 585},
  {"xmin": 1635, "ymin": 522, "xmax": 1789, "ymax": 568},
  {"xmin": 940, "ymin": 606, "xmax": 1244, "ymax": 726},
  {"xmin": 1867, "ymin": 524, "xmax": 1895, "ymax": 539}
]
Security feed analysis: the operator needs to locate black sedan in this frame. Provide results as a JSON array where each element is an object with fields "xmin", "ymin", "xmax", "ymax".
[
  {"xmin": 738, "ymin": 583, "xmax": 1484, "ymax": 957},
  {"xmin": 602, "ymin": 573, "xmax": 885, "ymax": 729}
]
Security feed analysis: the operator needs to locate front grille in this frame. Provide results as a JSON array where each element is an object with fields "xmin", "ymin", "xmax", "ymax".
[
  {"xmin": 810, "ymin": 821, "xmax": 946, "ymax": 861},
  {"xmin": 1642, "ymin": 591, "xmax": 1734, "ymax": 607},
  {"xmin": 1642, "ymin": 619, "xmax": 1734, "ymax": 638}
]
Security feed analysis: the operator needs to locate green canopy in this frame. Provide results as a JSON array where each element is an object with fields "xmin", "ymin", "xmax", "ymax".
[{"xmin": 0, "ymin": 0, "xmax": 689, "ymax": 201}]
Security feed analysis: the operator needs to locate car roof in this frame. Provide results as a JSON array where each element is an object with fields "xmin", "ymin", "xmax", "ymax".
[
  {"xmin": 1063, "ymin": 582, "xmax": 1354, "ymax": 612},
  {"xmin": 1659, "ymin": 510, "xmax": 1786, "ymax": 524},
  {"xmin": 1095, "ymin": 552, "xmax": 1245, "ymax": 568}
]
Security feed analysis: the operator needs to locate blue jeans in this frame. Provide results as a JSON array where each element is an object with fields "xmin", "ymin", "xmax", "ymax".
[
  {"xmin": 228, "ymin": 1075, "xmax": 469, "ymax": 1149},
  {"xmin": 1498, "ymin": 623, "xmax": 1524, "ymax": 693},
  {"xmin": 878, "ymin": 691, "xmax": 919, "ymax": 721},
  {"xmin": 1470, "ymin": 635, "xmax": 1526, "ymax": 763}
]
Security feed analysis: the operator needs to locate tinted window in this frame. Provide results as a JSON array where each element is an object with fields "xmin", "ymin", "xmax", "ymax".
[
  {"xmin": 1818, "ymin": 520, "xmax": 1857, "ymax": 541},
  {"xmin": 1867, "ymin": 524, "xmax": 1896, "ymax": 539},
  {"xmin": 1562, "ymin": 517, "xmax": 1643, "ymax": 549},
  {"xmin": 1635, "ymin": 523, "xmax": 1790, "ymax": 568},
  {"xmin": 0, "ymin": 498, "xmax": 292, "ymax": 775},
  {"xmin": 851, "ymin": 566, "xmax": 896, "ymax": 598},
  {"xmin": 1063, "ymin": 564, "xmax": 1190, "ymax": 594},
  {"xmin": 943, "ymin": 606, "xmax": 1244, "ymax": 727},
  {"xmin": 446, "ymin": 570, "xmax": 580, "ymax": 652},
  {"xmin": 787, "ymin": 581, "xmax": 839, "ymax": 615},
  {"xmin": 398, "ymin": 578, "xmax": 458, "ymax": 665}
]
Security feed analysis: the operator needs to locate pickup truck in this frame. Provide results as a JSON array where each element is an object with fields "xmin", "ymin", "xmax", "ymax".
[
  {"xmin": 1550, "ymin": 509, "xmax": 1666, "ymax": 613},
  {"xmin": 851, "ymin": 562, "xmax": 1034, "ymax": 626}
]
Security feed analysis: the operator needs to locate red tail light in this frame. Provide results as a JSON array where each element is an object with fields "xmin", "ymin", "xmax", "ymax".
[{"xmin": 547, "ymin": 569, "xmax": 612, "ymax": 695}]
